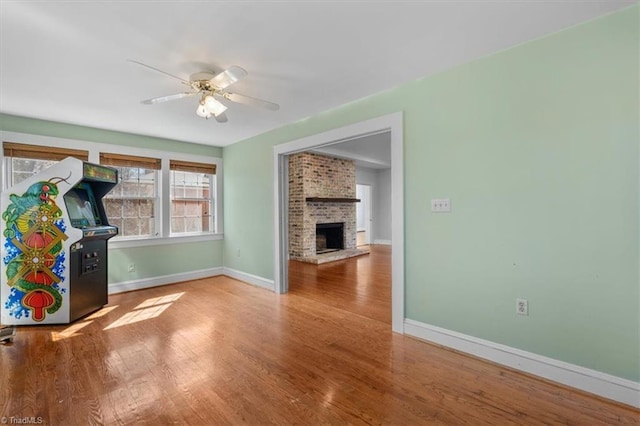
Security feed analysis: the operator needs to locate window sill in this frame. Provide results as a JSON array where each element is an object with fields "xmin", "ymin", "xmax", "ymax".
[{"xmin": 108, "ymin": 233, "xmax": 223, "ymax": 249}]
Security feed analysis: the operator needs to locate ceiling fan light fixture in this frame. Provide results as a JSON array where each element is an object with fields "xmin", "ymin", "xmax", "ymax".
[
  {"xmin": 132, "ymin": 61, "xmax": 277, "ymax": 122},
  {"xmin": 204, "ymin": 95, "xmax": 227, "ymax": 117},
  {"xmin": 196, "ymin": 102, "xmax": 211, "ymax": 118}
]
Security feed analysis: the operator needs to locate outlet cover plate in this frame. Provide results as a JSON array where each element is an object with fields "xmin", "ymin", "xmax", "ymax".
[
  {"xmin": 516, "ymin": 298, "xmax": 528, "ymax": 316},
  {"xmin": 431, "ymin": 198, "xmax": 451, "ymax": 213}
]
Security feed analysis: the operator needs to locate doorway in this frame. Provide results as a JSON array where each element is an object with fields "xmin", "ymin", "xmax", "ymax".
[
  {"xmin": 356, "ymin": 184, "xmax": 372, "ymax": 246},
  {"xmin": 273, "ymin": 112, "xmax": 405, "ymax": 333}
]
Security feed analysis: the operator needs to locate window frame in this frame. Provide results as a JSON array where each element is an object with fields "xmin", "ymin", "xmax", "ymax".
[
  {"xmin": 2, "ymin": 142, "xmax": 89, "ymax": 187},
  {"xmin": 0, "ymin": 131, "xmax": 223, "ymax": 250},
  {"xmin": 100, "ymin": 152, "xmax": 163, "ymax": 241},
  {"xmin": 103, "ymin": 165, "xmax": 161, "ymax": 241},
  {"xmin": 5, "ymin": 157, "xmax": 61, "ymax": 187},
  {"xmin": 169, "ymin": 168, "xmax": 216, "ymax": 236}
]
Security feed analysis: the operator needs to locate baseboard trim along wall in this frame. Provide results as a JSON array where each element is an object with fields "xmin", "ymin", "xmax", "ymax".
[
  {"xmin": 373, "ymin": 239, "xmax": 392, "ymax": 245},
  {"xmin": 108, "ymin": 267, "xmax": 275, "ymax": 294},
  {"xmin": 404, "ymin": 319, "xmax": 640, "ymax": 408},
  {"xmin": 108, "ymin": 267, "xmax": 224, "ymax": 294},
  {"xmin": 222, "ymin": 267, "xmax": 276, "ymax": 291}
]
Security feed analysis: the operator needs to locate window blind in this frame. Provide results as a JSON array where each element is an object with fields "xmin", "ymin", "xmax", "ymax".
[
  {"xmin": 100, "ymin": 152, "xmax": 161, "ymax": 170},
  {"xmin": 169, "ymin": 159, "xmax": 216, "ymax": 175},
  {"xmin": 3, "ymin": 141, "xmax": 89, "ymax": 161}
]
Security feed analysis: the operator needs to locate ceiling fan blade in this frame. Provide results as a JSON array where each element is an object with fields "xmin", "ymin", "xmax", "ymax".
[
  {"xmin": 141, "ymin": 92, "xmax": 197, "ymax": 105},
  {"xmin": 222, "ymin": 92, "xmax": 280, "ymax": 111},
  {"xmin": 128, "ymin": 59, "xmax": 191, "ymax": 86},
  {"xmin": 209, "ymin": 65, "xmax": 247, "ymax": 90},
  {"xmin": 213, "ymin": 112, "xmax": 228, "ymax": 123}
]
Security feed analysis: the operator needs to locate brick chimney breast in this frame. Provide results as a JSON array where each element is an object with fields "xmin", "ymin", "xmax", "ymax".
[{"xmin": 288, "ymin": 152, "xmax": 357, "ymax": 259}]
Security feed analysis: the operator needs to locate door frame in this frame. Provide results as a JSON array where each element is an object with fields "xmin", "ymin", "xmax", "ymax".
[{"xmin": 272, "ymin": 112, "xmax": 404, "ymax": 333}]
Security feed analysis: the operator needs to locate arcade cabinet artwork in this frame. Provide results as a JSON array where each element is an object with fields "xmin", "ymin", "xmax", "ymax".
[{"xmin": 1, "ymin": 157, "xmax": 118, "ymax": 325}]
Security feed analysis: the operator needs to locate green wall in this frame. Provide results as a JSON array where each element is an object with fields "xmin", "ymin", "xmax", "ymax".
[
  {"xmin": 222, "ymin": 137, "xmax": 276, "ymax": 277},
  {"xmin": 0, "ymin": 113, "xmax": 221, "ymax": 157},
  {"xmin": 0, "ymin": 113, "xmax": 225, "ymax": 281},
  {"xmin": 223, "ymin": 6, "xmax": 639, "ymax": 381},
  {"xmin": 108, "ymin": 240, "xmax": 223, "ymax": 283}
]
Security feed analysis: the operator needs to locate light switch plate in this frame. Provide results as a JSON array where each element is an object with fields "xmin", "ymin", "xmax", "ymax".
[{"xmin": 431, "ymin": 198, "xmax": 451, "ymax": 213}]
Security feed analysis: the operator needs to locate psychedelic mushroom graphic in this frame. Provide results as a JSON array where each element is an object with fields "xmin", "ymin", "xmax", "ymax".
[
  {"xmin": 23, "ymin": 290, "xmax": 55, "ymax": 321},
  {"xmin": 2, "ymin": 178, "xmax": 69, "ymax": 321}
]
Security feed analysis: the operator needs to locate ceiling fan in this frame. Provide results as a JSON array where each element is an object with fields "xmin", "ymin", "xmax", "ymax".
[{"xmin": 129, "ymin": 60, "xmax": 279, "ymax": 123}]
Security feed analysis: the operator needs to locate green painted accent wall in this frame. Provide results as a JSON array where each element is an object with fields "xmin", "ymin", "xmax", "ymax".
[
  {"xmin": 108, "ymin": 240, "xmax": 223, "ymax": 283},
  {"xmin": 0, "ymin": 113, "xmax": 222, "ymax": 157},
  {"xmin": 0, "ymin": 113, "xmax": 224, "ymax": 280},
  {"xmin": 223, "ymin": 6, "xmax": 639, "ymax": 381},
  {"xmin": 222, "ymin": 137, "xmax": 275, "ymax": 278}
]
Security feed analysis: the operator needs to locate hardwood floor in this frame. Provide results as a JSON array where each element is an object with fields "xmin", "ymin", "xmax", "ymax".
[
  {"xmin": 1, "ymin": 246, "xmax": 638, "ymax": 424},
  {"xmin": 288, "ymin": 244, "xmax": 391, "ymax": 324}
]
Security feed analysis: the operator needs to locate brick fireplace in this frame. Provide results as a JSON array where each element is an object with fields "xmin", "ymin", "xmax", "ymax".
[{"xmin": 288, "ymin": 152, "xmax": 357, "ymax": 260}]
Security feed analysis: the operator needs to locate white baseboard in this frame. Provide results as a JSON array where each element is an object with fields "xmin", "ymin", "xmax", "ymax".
[
  {"xmin": 222, "ymin": 267, "xmax": 275, "ymax": 291},
  {"xmin": 108, "ymin": 267, "xmax": 224, "ymax": 294},
  {"xmin": 373, "ymin": 239, "xmax": 392, "ymax": 245},
  {"xmin": 404, "ymin": 319, "xmax": 640, "ymax": 409}
]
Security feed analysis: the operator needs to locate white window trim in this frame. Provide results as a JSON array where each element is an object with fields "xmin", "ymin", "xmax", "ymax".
[
  {"xmin": 0, "ymin": 130, "xmax": 224, "ymax": 248},
  {"xmin": 106, "ymin": 168, "xmax": 160, "ymax": 241},
  {"xmin": 162, "ymin": 156, "xmax": 223, "ymax": 239}
]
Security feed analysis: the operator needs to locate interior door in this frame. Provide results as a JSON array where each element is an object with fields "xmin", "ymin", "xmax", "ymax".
[{"xmin": 356, "ymin": 184, "xmax": 372, "ymax": 246}]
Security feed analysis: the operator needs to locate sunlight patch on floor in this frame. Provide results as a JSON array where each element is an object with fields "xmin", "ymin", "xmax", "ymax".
[
  {"xmin": 135, "ymin": 292, "xmax": 184, "ymax": 309},
  {"xmin": 103, "ymin": 292, "xmax": 184, "ymax": 330},
  {"xmin": 51, "ymin": 320, "xmax": 93, "ymax": 341},
  {"xmin": 104, "ymin": 304, "xmax": 171, "ymax": 330},
  {"xmin": 85, "ymin": 305, "xmax": 119, "ymax": 319}
]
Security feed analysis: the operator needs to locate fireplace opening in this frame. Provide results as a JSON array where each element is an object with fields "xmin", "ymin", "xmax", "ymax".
[{"xmin": 316, "ymin": 222, "xmax": 344, "ymax": 254}]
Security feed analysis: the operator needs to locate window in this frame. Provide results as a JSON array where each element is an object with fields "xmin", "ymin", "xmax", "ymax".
[
  {"xmin": 2, "ymin": 137, "xmax": 222, "ymax": 245},
  {"xmin": 3, "ymin": 142, "xmax": 88, "ymax": 186},
  {"xmin": 170, "ymin": 160, "xmax": 216, "ymax": 234},
  {"xmin": 100, "ymin": 153, "xmax": 161, "ymax": 238}
]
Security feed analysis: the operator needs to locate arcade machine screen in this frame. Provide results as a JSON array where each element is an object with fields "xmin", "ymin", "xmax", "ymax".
[{"xmin": 63, "ymin": 183, "xmax": 102, "ymax": 228}]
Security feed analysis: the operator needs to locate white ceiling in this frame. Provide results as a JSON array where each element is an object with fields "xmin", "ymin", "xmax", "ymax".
[
  {"xmin": 0, "ymin": 1, "xmax": 634, "ymax": 148},
  {"xmin": 311, "ymin": 131, "xmax": 391, "ymax": 169}
]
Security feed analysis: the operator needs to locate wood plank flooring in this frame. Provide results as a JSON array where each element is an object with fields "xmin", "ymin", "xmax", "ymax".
[
  {"xmin": 288, "ymin": 244, "xmax": 391, "ymax": 324},
  {"xmin": 1, "ymin": 245, "xmax": 638, "ymax": 424}
]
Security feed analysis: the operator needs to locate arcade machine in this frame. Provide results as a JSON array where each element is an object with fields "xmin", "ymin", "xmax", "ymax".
[{"xmin": 1, "ymin": 157, "xmax": 118, "ymax": 325}]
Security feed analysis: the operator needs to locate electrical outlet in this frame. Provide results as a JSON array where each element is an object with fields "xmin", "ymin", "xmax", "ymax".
[
  {"xmin": 237, "ymin": 249, "xmax": 241, "ymax": 257},
  {"xmin": 516, "ymin": 298, "xmax": 528, "ymax": 316},
  {"xmin": 128, "ymin": 263, "xmax": 135, "ymax": 273}
]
